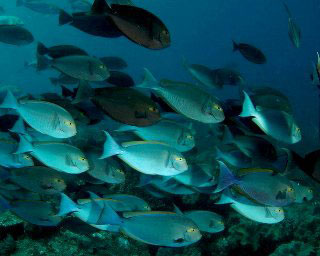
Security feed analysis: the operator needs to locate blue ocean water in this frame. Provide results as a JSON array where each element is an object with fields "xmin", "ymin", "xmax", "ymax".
[
  {"xmin": 2, "ymin": 0, "xmax": 320, "ymax": 151},
  {"xmin": 0, "ymin": 1, "xmax": 320, "ymax": 255}
]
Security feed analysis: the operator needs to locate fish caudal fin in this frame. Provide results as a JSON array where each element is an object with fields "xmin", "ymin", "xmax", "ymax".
[
  {"xmin": 222, "ymin": 125, "xmax": 234, "ymax": 145},
  {"xmin": 59, "ymin": 9, "xmax": 73, "ymax": 26},
  {"xmin": 9, "ymin": 116, "xmax": 26, "ymax": 135},
  {"xmin": 136, "ymin": 68, "xmax": 160, "ymax": 91},
  {"xmin": 0, "ymin": 91, "xmax": 19, "ymax": 110},
  {"xmin": 37, "ymin": 42, "xmax": 49, "ymax": 56},
  {"xmin": 57, "ymin": 193, "xmax": 79, "ymax": 216},
  {"xmin": 215, "ymin": 191, "xmax": 234, "ymax": 205},
  {"xmin": 36, "ymin": 53, "xmax": 51, "ymax": 71},
  {"xmin": 72, "ymin": 80, "xmax": 93, "ymax": 104},
  {"xmin": 15, "ymin": 135, "xmax": 33, "ymax": 154},
  {"xmin": 215, "ymin": 161, "xmax": 240, "ymax": 193},
  {"xmin": 239, "ymin": 91, "xmax": 257, "ymax": 118},
  {"xmin": 232, "ymin": 40, "xmax": 239, "ymax": 52},
  {"xmin": 100, "ymin": 131, "xmax": 123, "ymax": 159}
]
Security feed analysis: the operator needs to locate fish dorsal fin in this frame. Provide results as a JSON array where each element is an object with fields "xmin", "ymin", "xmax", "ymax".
[
  {"xmin": 122, "ymin": 211, "xmax": 176, "ymax": 218},
  {"xmin": 173, "ymin": 204, "xmax": 183, "ymax": 215},
  {"xmin": 121, "ymin": 141, "xmax": 169, "ymax": 148},
  {"xmin": 237, "ymin": 168, "xmax": 274, "ymax": 177},
  {"xmin": 91, "ymin": 0, "xmax": 110, "ymax": 14}
]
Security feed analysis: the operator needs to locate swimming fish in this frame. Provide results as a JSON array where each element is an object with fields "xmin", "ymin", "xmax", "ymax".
[
  {"xmin": 105, "ymin": 207, "xmax": 202, "ymax": 247},
  {"xmin": 16, "ymin": 0, "xmax": 60, "ymax": 15},
  {"xmin": 87, "ymin": 150, "xmax": 125, "ymax": 184},
  {"xmin": 116, "ymin": 119, "xmax": 195, "ymax": 152},
  {"xmin": 174, "ymin": 206, "xmax": 224, "ymax": 233},
  {"xmin": 5, "ymin": 166, "xmax": 67, "ymax": 195},
  {"xmin": 239, "ymin": 91, "xmax": 301, "ymax": 144},
  {"xmin": 0, "ymin": 91, "xmax": 76, "ymax": 138},
  {"xmin": 103, "ymin": 194, "xmax": 151, "ymax": 211},
  {"xmin": 283, "ymin": 2, "xmax": 301, "ymax": 48},
  {"xmin": 37, "ymin": 42, "xmax": 88, "ymax": 59},
  {"xmin": 37, "ymin": 55, "xmax": 110, "ymax": 82},
  {"xmin": 136, "ymin": 69, "xmax": 225, "ymax": 123},
  {"xmin": 101, "ymin": 131, "xmax": 188, "ymax": 176},
  {"xmin": 232, "ymin": 41, "xmax": 266, "ymax": 64},
  {"xmin": 16, "ymin": 135, "xmax": 89, "ymax": 174},
  {"xmin": 216, "ymin": 188, "xmax": 285, "ymax": 224},
  {"xmin": 216, "ymin": 161, "xmax": 296, "ymax": 207},
  {"xmin": 0, "ymin": 25, "xmax": 34, "ymax": 46}
]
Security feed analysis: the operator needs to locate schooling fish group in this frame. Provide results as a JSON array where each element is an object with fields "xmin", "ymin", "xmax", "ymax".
[{"xmin": 0, "ymin": 0, "xmax": 317, "ymax": 250}]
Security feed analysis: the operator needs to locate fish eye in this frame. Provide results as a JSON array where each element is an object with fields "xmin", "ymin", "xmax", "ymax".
[
  {"xmin": 287, "ymin": 187, "xmax": 294, "ymax": 193},
  {"xmin": 187, "ymin": 228, "xmax": 196, "ymax": 233},
  {"xmin": 23, "ymin": 155, "xmax": 30, "ymax": 160},
  {"xmin": 148, "ymin": 106, "xmax": 157, "ymax": 112},
  {"xmin": 212, "ymin": 104, "xmax": 222, "ymax": 111},
  {"xmin": 186, "ymin": 134, "xmax": 193, "ymax": 139},
  {"xmin": 54, "ymin": 178, "xmax": 63, "ymax": 183},
  {"xmin": 116, "ymin": 169, "xmax": 124, "ymax": 174},
  {"xmin": 64, "ymin": 121, "xmax": 74, "ymax": 127},
  {"xmin": 175, "ymin": 157, "xmax": 184, "ymax": 162},
  {"xmin": 308, "ymin": 189, "xmax": 313, "ymax": 193},
  {"xmin": 79, "ymin": 157, "xmax": 86, "ymax": 162},
  {"xmin": 295, "ymin": 127, "xmax": 300, "ymax": 132},
  {"xmin": 217, "ymin": 221, "xmax": 224, "ymax": 225},
  {"xmin": 99, "ymin": 64, "xmax": 105, "ymax": 69},
  {"xmin": 276, "ymin": 208, "xmax": 283, "ymax": 213}
]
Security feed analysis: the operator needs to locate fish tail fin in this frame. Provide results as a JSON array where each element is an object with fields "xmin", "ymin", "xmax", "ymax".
[
  {"xmin": 61, "ymin": 85, "xmax": 76, "ymax": 98},
  {"xmin": 103, "ymin": 202, "xmax": 123, "ymax": 225},
  {"xmin": 36, "ymin": 53, "xmax": 51, "ymax": 71},
  {"xmin": 0, "ymin": 91, "xmax": 19, "ymax": 110},
  {"xmin": 37, "ymin": 42, "xmax": 49, "ymax": 56},
  {"xmin": 9, "ymin": 116, "xmax": 26, "ymax": 135},
  {"xmin": 215, "ymin": 191, "xmax": 234, "ymax": 205},
  {"xmin": 57, "ymin": 193, "xmax": 79, "ymax": 216},
  {"xmin": 115, "ymin": 125, "xmax": 136, "ymax": 132},
  {"xmin": 72, "ymin": 80, "xmax": 93, "ymax": 104},
  {"xmin": 215, "ymin": 161, "xmax": 240, "ymax": 193},
  {"xmin": 100, "ymin": 131, "xmax": 123, "ymax": 159},
  {"xmin": 222, "ymin": 125, "xmax": 234, "ymax": 144},
  {"xmin": 239, "ymin": 91, "xmax": 257, "ymax": 117},
  {"xmin": 16, "ymin": 0, "xmax": 24, "ymax": 7},
  {"xmin": 232, "ymin": 40, "xmax": 239, "ymax": 52},
  {"xmin": 59, "ymin": 9, "xmax": 73, "ymax": 26},
  {"xmin": 15, "ymin": 135, "xmax": 33, "ymax": 154},
  {"xmin": 49, "ymin": 78, "xmax": 58, "ymax": 86},
  {"xmin": 136, "ymin": 68, "xmax": 160, "ymax": 91},
  {"xmin": 137, "ymin": 174, "xmax": 154, "ymax": 187}
]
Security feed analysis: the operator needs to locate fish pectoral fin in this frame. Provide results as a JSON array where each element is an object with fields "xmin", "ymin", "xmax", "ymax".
[
  {"xmin": 265, "ymin": 207, "xmax": 273, "ymax": 218},
  {"xmin": 65, "ymin": 154, "xmax": 76, "ymax": 167},
  {"xmin": 173, "ymin": 237, "xmax": 185, "ymax": 244},
  {"xmin": 52, "ymin": 112, "xmax": 61, "ymax": 130},
  {"xmin": 275, "ymin": 190, "xmax": 286, "ymax": 200},
  {"xmin": 134, "ymin": 111, "xmax": 147, "ymax": 119}
]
